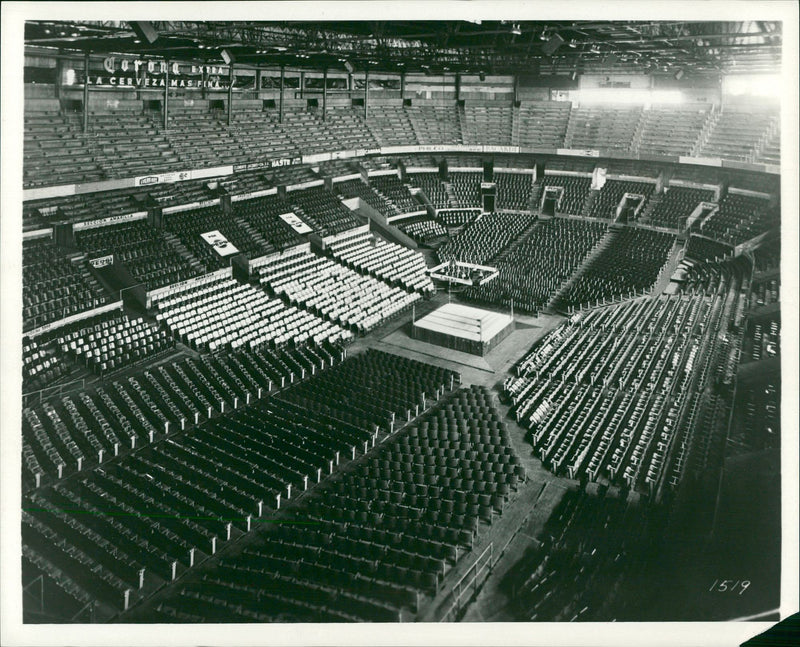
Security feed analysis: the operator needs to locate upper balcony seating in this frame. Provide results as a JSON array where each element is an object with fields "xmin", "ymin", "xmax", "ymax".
[
  {"xmin": 516, "ymin": 101, "xmax": 571, "ymax": 149},
  {"xmin": 153, "ymin": 275, "xmax": 349, "ymax": 352},
  {"xmin": 163, "ymin": 205, "xmax": 268, "ymax": 270},
  {"xmin": 281, "ymin": 109, "xmax": 342, "ymax": 155},
  {"xmin": 23, "ymin": 239, "xmax": 110, "ymax": 333},
  {"xmin": 161, "ymin": 105, "xmax": 250, "ymax": 168},
  {"xmin": 646, "ymin": 186, "xmax": 715, "ymax": 230},
  {"xmin": 406, "ymin": 106, "xmax": 463, "ymax": 145},
  {"xmin": 327, "ymin": 229, "xmax": 435, "ymax": 294},
  {"xmin": 75, "ymin": 221, "xmax": 204, "ymax": 291},
  {"xmin": 256, "ymin": 246, "xmax": 421, "ymax": 334},
  {"xmin": 324, "ymin": 107, "xmax": 380, "ymax": 151},
  {"xmin": 366, "ymin": 106, "xmax": 418, "ymax": 146},
  {"xmin": 287, "ymin": 186, "xmax": 362, "ymax": 236},
  {"xmin": 56, "ymin": 311, "xmax": 174, "ymax": 375},
  {"xmin": 463, "ymin": 105, "xmax": 513, "ymax": 145},
  {"xmin": 495, "ymin": 172, "xmax": 534, "ymax": 211},
  {"xmin": 88, "ymin": 111, "xmax": 181, "ymax": 178},
  {"xmin": 462, "ymin": 218, "xmax": 606, "ymax": 314},
  {"xmin": 565, "ymin": 105, "xmax": 642, "ymax": 152},
  {"xmin": 233, "ymin": 194, "xmax": 305, "ymax": 251},
  {"xmin": 437, "ymin": 212, "xmax": 536, "ymax": 266},
  {"xmin": 24, "ymin": 110, "xmax": 105, "ymax": 188},
  {"xmin": 698, "ymin": 107, "xmax": 777, "ymax": 161},
  {"xmin": 227, "ymin": 106, "xmax": 300, "ymax": 161},
  {"xmin": 559, "ymin": 228, "xmax": 675, "ymax": 309},
  {"xmin": 635, "ymin": 104, "xmax": 710, "ymax": 157}
]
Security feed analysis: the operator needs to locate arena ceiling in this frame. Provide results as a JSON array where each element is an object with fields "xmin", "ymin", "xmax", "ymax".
[{"xmin": 24, "ymin": 20, "xmax": 782, "ymax": 77}]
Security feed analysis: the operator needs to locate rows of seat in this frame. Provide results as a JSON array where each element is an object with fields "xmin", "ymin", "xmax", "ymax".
[
  {"xmin": 333, "ymin": 179, "xmax": 399, "ymax": 217},
  {"xmin": 558, "ymin": 228, "xmax": 675, "ymax": 310},
  {"xmin": 153, "ymin": 275, "xmax": 349, "ymax": 351},
  {"xmin": 74, "ymin": 220, "xmax": 204, "ymax": 291},
  {"xmin": 367, "ymin": 174, "xmax": 423, "ymax": 213},
  {"xmin": 436, "ymin": 212, "xmax": 536, "ymax": 265},
  {"xmin": 743, "ymin": 315, "xmax": 779, "ymax": 363},
  {"xmin": 281, "ymin": 109, "xmax": 342, "ymax": 155},
  {"xmin": 634, "ymin": 104, "xmax": 711, "ymax": 157},
  {"xmin": 506, "ymin": 287, "xmax": 741, "ymax": 495},
  {"xmin": 396, "ymin": 216, "xmax": 448, "ymax": 245},
  {"xmin": 463, "ymin": 105, "xmax": 514, "ymax": 145},
  {"xmin": 698, "ymin": 108, "xmax": 777, "ymax": 161},
  {"xmin": 22, "ymin": 337, "xmax": 72, "ymax": 394},
  {"xmin": 327, "ymin": 228, "xmax": 435, "ymax": 294},
  {"xmin": 515, "ymin": 101, "xmax": 572, "ymax": 148},
  {"xmin": 684, "ymin": 235, "xmax": 733, "ymax": 262},
  {"xmin": 494, "ymin": 172, "xmax": 535, "ymax": 211},
  {"xmin": 588, "ymin": 180, "xmax": 654, "ymax": 220},
  {"xmin": 408, "ymin": 172, "xmax": 450, "ymax": 209},
  {"xmin": 21, "ymin": 340, "xmax": 339, "ymax": 491},
  {"xmin": 256, "ymin": 246, "xmax": 421, "ymax": 334},
  {"xmin": 161, "ymin": 106, "xmax": 251, "ymax": 168},
  {"xmin": 232, "ymin": 194, "xmax": 306, "ymax": 251},
  {"xmin": 163, "ymin": 205, "xmax": 267, "ymax": 270},
  {"xmin": 462, "ymin": 218, "xmax": 606, "ymax": 314},
  {"xmin": 407, "ymin": 106, "xmax": 463, "ymax": 145},
  {"xmin": 510, "ymin": 487, "xmax": 650, "ymax": 621},
  {"xmin": 540, "ymin": 175, "xmax": 592, "ymax": 215},
  {"xmin": 153, "ymin": 384, "xmax": 518, "ymax": 622},
  {"xmin": 645, "ymin": 186, "xmax": 715, "ymax": 230},
  {"xmin": 436, "ymin": 209, "xmax": 482, "ymax": 227},
  {"xmin": 734, "ymin": 380, "xmax": 779, "ymax": 452},
  {"xmin": 56, "ymin": 311, "xmax": 173, "ymax": 375},
  {"xmin": 447, "ymin": 172, "xmax": 482, "ymax": 208},
  {"xmin": 23, "ymin": 238, "xmax": 110, "ymax": 332},
  {"xmin": 227, "ymin": 106, "xmax": 300, "ymax": 161},
  {"xmin": 565, "ymin": 105, "xmax": 643, "ymax": 152},
  {"xmin": 324, "ymin": 107, "xmax": 380, "ymax": 150},
  {"xmin": 287, "ymin": 186, "xmax": 362, "ymax": 236},
  {"xmin": 693, "ymin": 192, "xmax": 778, "ymax": 246}
]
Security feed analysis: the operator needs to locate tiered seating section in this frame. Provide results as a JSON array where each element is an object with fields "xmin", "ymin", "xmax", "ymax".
[
  {"xmin": 228, "ymin": 106, "xmax": 300, "ymax": 161},
  {"xmin": 56, "ymin": 311, "xmax": 173, "ymax": 375},
  {"xmin": 333, "ymin": 179, "xmax": 398, "ymax": 217},
  {"xmin": 463, "ymin": 105, "xmax": 513, "ymax": 145},
  {"xmin": 23, "ymin": 238, "xmax": 110, "ymax": 332},
  {"xmin": 163, "ymin": 205, "xmax": 267, "ymax": 270},
  {"xmin": 447, "ymin": 172, "xmax": 482, "ymax": 208},
  {"xmin": 635, "ymin": 105, "xmax": 710, "ymax": 157},
  {"xmin": 75, "ymin": 221, "xmax": 204, "ymax": 292},
  {"xmin": 645, "ymin": 186, "xmax": 715, "ymax": 230},
  {"xmin": 540, "ymin": 175, "xmax": 592, "ymax": 215},
  {"xmin": 565, "ymin": 105, "xmax": 642, "ymax": 152},
  {"xmin": 494, "ymin": 172, "xmax": 534, "ymax": 212},
  {"xmin": 516, "ymin": 101, "xmax": 571, "ymax": 148},
  {"xmin": 23, "ymin": 338, "xmax": 72, "ymax": 393},
  {"xmin": 327, "ymin": 229, "xmax": 435, "ymax": 294},
  {"xmin": 742, "ymin": 316, "xmax": 779, "ymax": 363},
  {"xmin": 436, "ymin": 212, "xmax": 536, "ymax": 265},
  {"xmin": 408, "ymin": 172, "xmax": 450, "ymax": 209},
  {"xmin": 588, "ymin": 180, "xmax": 654, "ymax": 220},
  {"xmin": 559, "ymin": 228, "xmax": 675, "ymax": 310},
  {"xmin": 507, "ymin": 271, "xmax": 745, "ymax": 496},
  {"xmin": 232, "ymin": 194, "xmax": 305, "ymax": 252},
  {"xmin": 694, "ymin": 192, "xmax": 778, "ymax": 246},
  {"xmin": 162, "ymin": 105, "xmax": 249, "ymax": 168},
  {"xmin": 153, "ymin": 273, "xmax": 349, "ymax": 352},
  {"xmin": 407, "ymin": 106, "xmax": 463, "ymax": 145},
  {"xmin": 24, "ymin": 109, "xmax": 104, "ymax": 187},
  {"xmin": 287, "ymin": 186, "xmax": 362, "ymax": 236},
  {"xmin": 698, "ymin": 107, "xmax": 778, "ymax": 162},
  {"xmin": 256, "ymin": 246, "xmax": 421, "ymax": 334},
  {"xmin": 685, "ymin": 235, "xmax": 733, "ymax": 262},
  {"xmin": 153, "ymin": 384, "xmax": 524, "ymax": 622},
  {"xmin": 396, "ymin": 216, "xmax": 448, "ymax": 245},
  {"xmin": 462, "ymin": 218, "xmax": 607, "ymax": 314},
  {"xmin": 369, "ymin": 175, "xmax": 419, "ymax": 213}
]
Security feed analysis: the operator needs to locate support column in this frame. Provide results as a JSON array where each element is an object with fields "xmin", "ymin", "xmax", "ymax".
[
  {"xmin": 83, "ymin": 53, "xmax": 90, "ymax": 132},
  {"xmin": 300, "ymin": 71, "xmax": 305, "ymax": 98},
  {"xmin": 279, "ymin": 65, "xmax": 285, "ymax": 123},
  {"xmin": 201, "ymin": 67, "xmax": 207, "ymax": 100},
  {"xmin": 322, "ymin": 68, "xmax": 327, "ymax": 121},
  {"xmin": 513, "ymin": 74, "xmax": 519, "ymax": 104},
  {"xmin": 227, "ymin": 64, "xmax": 234, "ymax": 126},
  {"xmin": 400, "ymin": 71, "xmax": 406, "ymax": 100},
  {"xmin": 164, "ymin": 60, "xmax": 169, "ymax": 130},
  {"xmin": 256, "ymin": 68, "xmax": 262, "ymax": 99},
  {"xmin": 455, "ymin": 73, "xmax": 461, "ymax": 102},
  {"xmin": 54, "ymin": 53, "xmax": 63, "ymax": 100},
  {"xmin": 364, "ymin": 70, "xmax": 369, "ymax": 119}
]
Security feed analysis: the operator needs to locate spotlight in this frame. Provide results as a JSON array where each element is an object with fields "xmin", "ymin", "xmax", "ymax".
[
  {"xmin": 674, "ymin": 69, "xmax": 685, "ymax": 80},
  {"xmin": 510, "ymin": 24, "xmax": 522, "ymax": 36},
  {"xmin": 220, "ymin": 48, "xmax": 235, "ymax": 65}
]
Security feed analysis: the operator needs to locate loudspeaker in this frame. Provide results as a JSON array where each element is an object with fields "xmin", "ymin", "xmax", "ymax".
[
  {"xmin": 220, "ymin": 49, "xmax": 235, "ymax": 65},
  {"xmin": 343, "ymin": 60, "xmax": 354, "ymax": 73},
  {"xmin": 674, "ymin": 69, "xmax": 685, "ymax": 80},
  {"xmin": 130, "ymin": 21, "xmax": 159, "ymax": 45},
  {"xmin": 541, "ymin": 33, "xmax": 564, "ymax": 56},
  {"xmin": 479, "ymin": 72, "xmax": 486, "ymax": 81}
]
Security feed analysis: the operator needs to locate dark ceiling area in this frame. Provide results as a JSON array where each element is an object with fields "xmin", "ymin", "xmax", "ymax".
[{"xmin": 24, "ymin": 20, "xmax": 782, "ymax": 76}]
